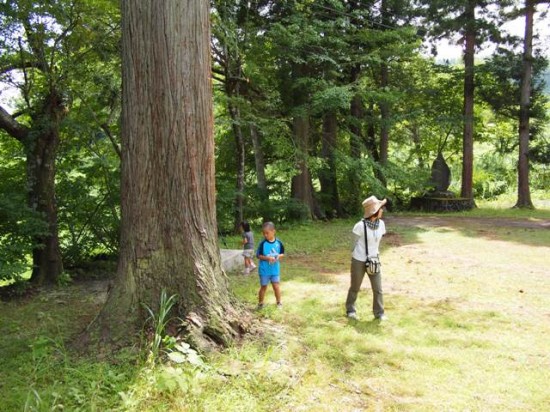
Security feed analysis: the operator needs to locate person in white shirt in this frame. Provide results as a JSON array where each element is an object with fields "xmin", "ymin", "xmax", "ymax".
[{"xmin": 346, "ymin": 195, "xmax": 388, "ymax": 321}]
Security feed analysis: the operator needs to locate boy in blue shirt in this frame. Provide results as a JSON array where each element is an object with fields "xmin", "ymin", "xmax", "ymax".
[{"xmin": 256, "ymin": 221, "xmax": 285, "ymax": 309}]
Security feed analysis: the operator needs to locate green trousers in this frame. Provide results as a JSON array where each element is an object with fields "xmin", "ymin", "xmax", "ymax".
[{"xmin": 346, "ymin": 258, "xmax": 384, "ymax": 318}]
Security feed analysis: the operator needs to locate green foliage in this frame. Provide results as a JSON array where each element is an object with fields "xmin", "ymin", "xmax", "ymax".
[
  {"xmin": 0, "ymin": 141, "xmax": 48, "ymax": 282},
  {"xmin": 472, "ymin": 149, "xmax": 515, "ymax": 199}
]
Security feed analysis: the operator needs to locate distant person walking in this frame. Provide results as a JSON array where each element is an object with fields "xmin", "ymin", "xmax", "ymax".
[
  {"xmin": 240, "ymin": 221, "xmax": 256, "ymax": 275},
  {"xmin": 346, "ymin": 196, "xmax": 388, "ymax": 321}
]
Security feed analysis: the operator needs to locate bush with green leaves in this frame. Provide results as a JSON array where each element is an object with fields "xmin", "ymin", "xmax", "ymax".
[
  {"xmin": 0, "ymin": 140, "xmax": 49, "ymax": 283},
  {"xmin": 0, "ymin": 195, "xmax": 48, "ymax": 283}
]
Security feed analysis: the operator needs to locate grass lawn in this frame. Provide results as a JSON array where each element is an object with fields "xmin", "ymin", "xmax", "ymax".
[{"xmin": 0, "ymin": 211, "xmax": 549, "ymax": 411}]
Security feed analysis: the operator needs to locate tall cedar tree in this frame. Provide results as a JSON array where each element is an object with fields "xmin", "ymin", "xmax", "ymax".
[
  {"xmin": 418, "ymin": 0, "xmax": 512, "ymax": 199},
  {"xmin": 92, "ymin": 0, "xmax": 243, "ymax": 348}
]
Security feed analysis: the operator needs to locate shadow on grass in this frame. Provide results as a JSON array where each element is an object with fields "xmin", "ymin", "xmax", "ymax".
[
  {"xmin": 0, "ymin": 280, "xmax": 145, "ymax": 411},
  {"xmin": 347, "ymin": 318, "xmax": 387, "ymax": 335}
]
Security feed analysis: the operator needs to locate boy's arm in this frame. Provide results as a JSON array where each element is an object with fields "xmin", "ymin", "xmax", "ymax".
[{"xmin": 277, "ymin": 241, "xmax": 285, "ymax": 259}]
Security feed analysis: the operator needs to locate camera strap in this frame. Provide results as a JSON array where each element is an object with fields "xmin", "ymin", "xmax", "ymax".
[{"xmin": 362, "ymin": 219, "xmax": 369, "ymax": 262}]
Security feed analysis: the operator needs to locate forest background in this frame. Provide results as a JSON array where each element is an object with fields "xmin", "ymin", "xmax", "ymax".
[{"xmin": 0, "ymin": 0, "xmax": 549, "ymax": 286}]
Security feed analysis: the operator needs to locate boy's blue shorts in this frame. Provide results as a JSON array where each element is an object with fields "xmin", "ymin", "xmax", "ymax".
[{"xmin": 259, "ymin": 274, "xmax": 280, "ymax": 286}]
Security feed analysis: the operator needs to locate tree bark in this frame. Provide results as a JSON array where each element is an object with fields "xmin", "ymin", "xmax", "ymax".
[
  {"xmin": 410, "ymin": 123, "xmax": 425, "ymax": 169},
  {"xmin": 319, "ymin": 111, "xmax": 341, "ymax": 218},
  {"xmin": 460, "ymin": 0, "xmax": 476, "ymax": 200},
  {"xmin": 349, "ymin": 66, "xmax": 363, "ymax": 160},
  {"xmin": 228, "ymin": 96, "xmax": 245, "ymax": 231},
  {"xmin": 290, "ymin": 116, "xmax": 323, "ymax": 219},
  {"xmin": 93, "ymin": 0, "xmax": 243, "ymax": 349},
  {"xmin": 250, "ymin": 124, "xmax": 268, "ymax": 199},
  {"xmin": 348, "ymin": 64, "xmax": 364, "ymax": 211},
  {"xmin": 378, "ymin": 62, "xmax": 390, "ymax": 187},
  {"xmin": 364, "ymin": 104, "xmax": 380, "ymax": 162},
  {"xmin": 515, "ymin": 0, "xmax": 535, "ymax": 209},
  {"xmin": 379, "ymin": 0, "xmax": 390, "ymax": 173},
  {"xmin": 27, "ymin": 92, "xmax": 64, "ymax": 284}
]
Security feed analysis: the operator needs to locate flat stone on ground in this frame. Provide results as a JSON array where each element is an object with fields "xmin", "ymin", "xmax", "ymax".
[{"xmin": 220, "ymin": 249, "xmax": 244, "ymax": 273}]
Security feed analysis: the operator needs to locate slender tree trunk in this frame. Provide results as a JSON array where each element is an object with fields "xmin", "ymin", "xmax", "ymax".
[
  {"xmin": 290, "ymin": 116, "xmax": 323, "ymax": 219},
  {"xmin": 364, "ymin": 104, "xmax": 380, "ymax": 162},
  {"xmin": 320, "ymin": 111, "xmax": 341, "ymax": 218},
  {"xmin": 250, "ymin": 124, "xmax": 268, "ymax": 198},
  {"xmin": 349, "ymin": 66, "xmax": 363, "ymax": 160},
  {"xmin": 93, "ymin": 0, "xmax": 242, "ymax": 348},
  {"xmin": 379, "ymin": 63, "xmax": 390, "ymax": 187},
  {"xmin": 461, "ymin": 0, "xmax": 475, "ymax": 199},
  {"xmin": 410, "ymin": 123, "xmax": 425, "ymax": 169},
  {"xmin": 379, "ymin": 0, "xmax": 390, "ymax": 172},
  {"xmin": 228, "ymin": 96, "xmax": 245, "ymax": 231},
  {"xmin": 515, "ymin": 0, "xmax": 535, "ymax": 209},
  {"xmin": 348, "ymin": 77, "xmax": 364, "ymax": 211}
]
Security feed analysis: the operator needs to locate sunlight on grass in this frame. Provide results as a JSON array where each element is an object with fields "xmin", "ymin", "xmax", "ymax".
[{"xmin": 1, "ymin": 212, "xmax": 549, "ymax": 411}]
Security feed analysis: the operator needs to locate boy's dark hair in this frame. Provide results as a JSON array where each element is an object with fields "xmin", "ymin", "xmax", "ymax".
[
  {"xmin": 262, "ymin": 221, "xmax": 275, "ymax": 230},
  {"xmin": 240, "ymin": 221, "xmax": 251, "ymax": 232}
]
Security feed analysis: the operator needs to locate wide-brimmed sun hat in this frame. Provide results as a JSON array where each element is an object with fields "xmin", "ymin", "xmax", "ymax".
[{"xmin": 362, "ymin": 195, "xmax": 387, "ymax": 218}]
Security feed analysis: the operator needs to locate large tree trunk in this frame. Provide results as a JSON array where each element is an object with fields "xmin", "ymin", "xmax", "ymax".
[
  {"xmin": 94, "ymin": 0, "xmax": 242, "ymax": 348},
  {"xmin": 461, "ymin": 0, "xmax": 475, "ymax": 200},
  {"xmin": 290, "ymin": 116, "xmax": 323, "ymax": 219},
  {"xmin": 515, "ymin": 0, "xmax": 535, "ymax": 209},
  {"xmin": 319, "ymin": 111, "xmax": 341, "ymax": 218},
  {"xmin": 27, "ymin": 95, "xmax": 64, "ymax": 284},
  {"xmin": 228, "ymin": 97, "xmax": 245, "ymax": 231}
]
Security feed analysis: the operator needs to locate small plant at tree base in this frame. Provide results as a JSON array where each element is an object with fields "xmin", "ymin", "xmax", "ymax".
[
  {"xmin": 142, "ymin": 289, "xmax": 179, "ymax": 360},
  {"xmin": 56, "ymin": 272, "xmax": 73, "ymax": 287}
]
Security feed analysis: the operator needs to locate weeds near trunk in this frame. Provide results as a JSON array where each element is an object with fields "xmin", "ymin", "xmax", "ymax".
[{"xmin": 142, "ymin": 289, "xmax": 178, "ymax": 360}]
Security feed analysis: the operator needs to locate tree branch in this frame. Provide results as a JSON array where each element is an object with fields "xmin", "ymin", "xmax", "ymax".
[
  {"xmin": 101, "ymin": 122, "xmax": 122, "ymax": 159},
  {"xmin": 0, "ymin": 60, "xmax": 43, "ymax": 76},
  {"xmin": 0, "ymin": 105, "xmax": 29, "ymax": 141}
]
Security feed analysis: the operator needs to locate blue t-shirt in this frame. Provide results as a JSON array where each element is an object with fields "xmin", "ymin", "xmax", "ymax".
[{"xmin": 256, "ymin": 238, "xmax": 285, "ymax": 276}]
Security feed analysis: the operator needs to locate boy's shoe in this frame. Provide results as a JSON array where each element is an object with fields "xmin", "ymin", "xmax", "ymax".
[
  {"xmin": 375, "ymin": 314, "xmax": 388, "ymax": 321},
  {"xmin": 256, "ymin": 303, "xmax": 265, "ymax": 310},
  {"xmin": 250, "ymin": 263, "xmax": 257, "ymax": 272},
  {"xmin": 243, "ymin": 268, "xmax": 250, "ymax": 275},
  {"xmin": 347, "ymin": 311, "xmax": 358, "ymax": 320},
  {"xmin": 276, "ymin": 302, "xmax": 283, "ymax": 309}
]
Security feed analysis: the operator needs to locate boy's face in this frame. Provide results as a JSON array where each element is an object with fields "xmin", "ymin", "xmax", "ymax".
[{"xmin": 262, "ymin": 228, "xmax": 276, "ymax": 241}]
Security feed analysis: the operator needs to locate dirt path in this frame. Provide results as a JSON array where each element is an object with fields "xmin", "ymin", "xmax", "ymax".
[{"xmin": 386, "ymin": 215, "xmax": 550, "ymax": 230}]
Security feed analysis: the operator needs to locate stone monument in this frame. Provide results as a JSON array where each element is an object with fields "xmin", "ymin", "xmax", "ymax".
[{"xmin": 410, "ymin": 152, "xmax": 475, "ymax": 212}]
